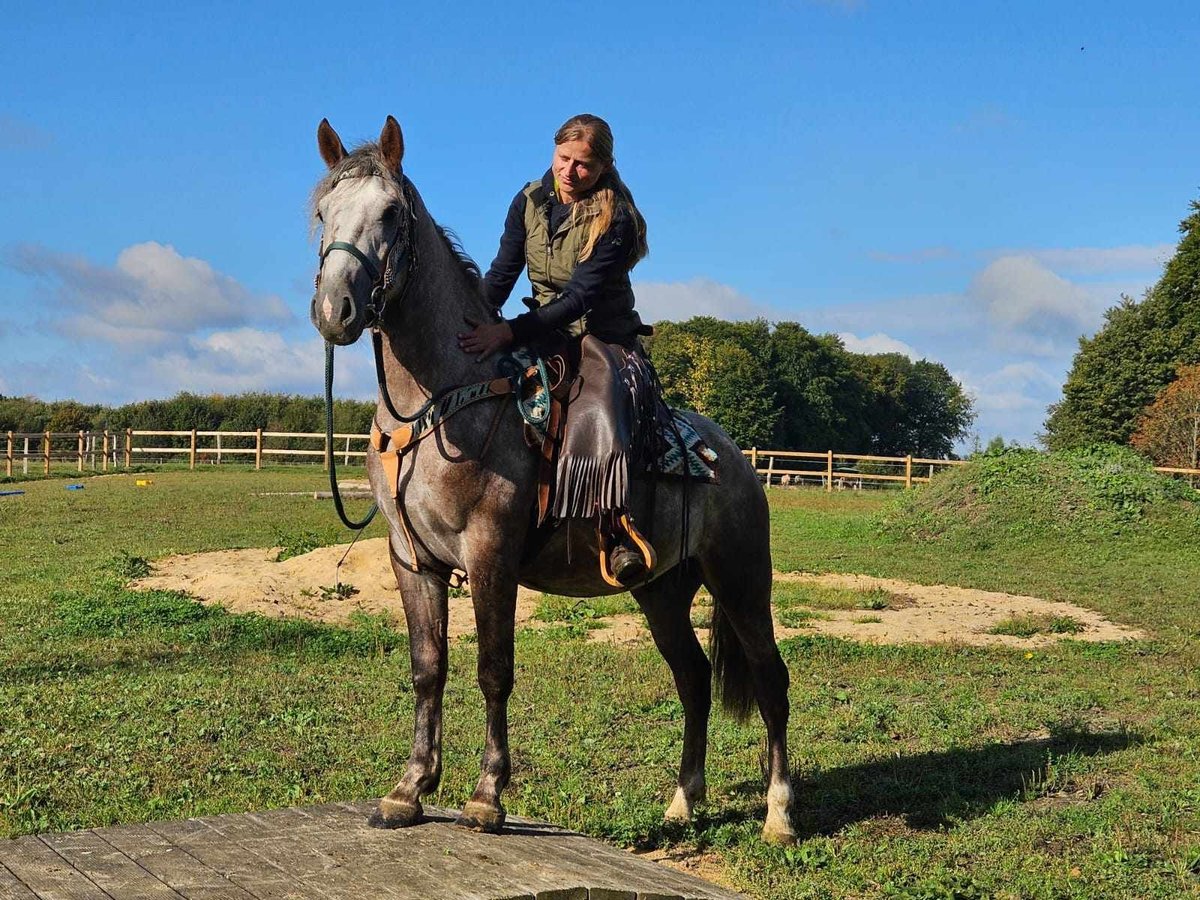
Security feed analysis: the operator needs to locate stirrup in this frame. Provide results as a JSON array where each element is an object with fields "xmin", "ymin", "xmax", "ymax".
[{"xmin": 598, "ymin": 514, "xmax": 657, "ymax": 588}]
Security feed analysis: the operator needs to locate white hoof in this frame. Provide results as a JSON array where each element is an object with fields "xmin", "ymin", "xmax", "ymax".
[{"xmin": 664, "ymin": 786, "xmax": 694, "ymax": 823}]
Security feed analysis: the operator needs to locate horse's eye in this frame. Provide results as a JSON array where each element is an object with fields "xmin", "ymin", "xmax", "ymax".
[{"xmin": 382, "ymin": 205, "xmax": 399, "ymax": 223}]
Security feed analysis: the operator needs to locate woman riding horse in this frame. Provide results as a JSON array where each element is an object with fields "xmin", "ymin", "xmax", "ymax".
[{"xmin": 458, "ymin": 114, "xmax": 656, "ymax": 586}]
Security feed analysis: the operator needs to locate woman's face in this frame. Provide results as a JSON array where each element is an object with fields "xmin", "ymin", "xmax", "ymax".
[{"xmin": 552, "ymin": 138, "xmax": 606, "ymax": 201}]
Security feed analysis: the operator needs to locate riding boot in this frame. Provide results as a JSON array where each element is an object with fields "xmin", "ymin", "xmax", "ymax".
[{"xmin": 609, "ymin": 541, "xmax": 649, "ymax": 586}]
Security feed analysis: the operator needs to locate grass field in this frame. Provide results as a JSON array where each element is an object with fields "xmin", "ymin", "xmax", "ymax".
[{"xmin": 2, "ymin": 466, "xmax": 1200, "ymax": 898}]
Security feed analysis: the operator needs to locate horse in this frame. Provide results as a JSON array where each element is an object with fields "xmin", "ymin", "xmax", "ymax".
[{"xmin": 309, "ymin": 115, "xmax": 795, "ymax": 844}]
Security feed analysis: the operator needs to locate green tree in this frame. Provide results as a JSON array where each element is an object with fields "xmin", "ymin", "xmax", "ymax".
[
  {"xmin": 768, "ymin": 323, "xmax": 866, "ymax": 451},
  {"xmin": 1045, "ymin": 198, "xmax": 1200, "ymax": 448},
  {"xmin": 649, "ymin": 327, "xmax": 778, "ymax": 448},
  {"xmin": 848, "ymin": 354, "xmax": 974, "ymax": 457}
]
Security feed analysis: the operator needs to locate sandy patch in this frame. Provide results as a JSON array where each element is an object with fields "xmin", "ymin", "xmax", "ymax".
[{"xmin": 132, "ymin": 538, "xmax": 1144, "ymax": 648}]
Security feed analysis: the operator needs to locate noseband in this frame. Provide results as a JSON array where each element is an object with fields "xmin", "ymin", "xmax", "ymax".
[{"xmin": 314, "ymin": 175, "xmax": 419, "ymax": 330}]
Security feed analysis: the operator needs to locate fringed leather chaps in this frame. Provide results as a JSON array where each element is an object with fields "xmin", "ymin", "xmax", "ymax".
[{"xmin": 552, "ymin": 335, "xmax": 659, "ymax": 522}]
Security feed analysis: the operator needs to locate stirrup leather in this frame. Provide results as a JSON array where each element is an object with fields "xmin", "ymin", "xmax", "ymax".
[{"xmin": 598, "ymin": 513, "xmax": 658, "ymax": 588}]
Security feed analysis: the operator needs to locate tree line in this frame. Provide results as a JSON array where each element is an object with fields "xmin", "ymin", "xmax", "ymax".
[
  {"xmin": 1, "ymin": 318, "xmax": 976, "ymax": 458},
  {"xmin": 1044, "ymin": 197, "xmax": 1200, "ymax": 469}
]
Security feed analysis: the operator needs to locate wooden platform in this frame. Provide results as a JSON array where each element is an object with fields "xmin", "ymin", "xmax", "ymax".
[{"xmin": 0, "ymin": 801, "xmax": 746, "ymax": 900}]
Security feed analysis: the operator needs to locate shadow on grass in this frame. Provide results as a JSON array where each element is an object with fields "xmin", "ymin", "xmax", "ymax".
[{"xmin": 726, "ymin": 726, "xmax": 1138, "ymax": 839}]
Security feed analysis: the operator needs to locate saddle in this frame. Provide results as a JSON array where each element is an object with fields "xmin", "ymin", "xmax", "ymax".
[{"xmin": 523, "ymin": 334, "xmax": 659, "ymax": 587}]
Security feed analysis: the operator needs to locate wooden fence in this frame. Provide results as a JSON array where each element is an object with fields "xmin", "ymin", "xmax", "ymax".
[
  {"xmin": 5, "ymin": 430, "xmax": 1200, "ymax": 489},
  {"xmin": 3, "ymin": 429, "xmax": 368, "ymax": 477},
  {"xmin": 743, "ymin": 448, "xmax": 966, "ymax": 491}
]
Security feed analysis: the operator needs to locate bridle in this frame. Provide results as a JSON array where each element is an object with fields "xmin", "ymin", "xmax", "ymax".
[
  {"xmin": 314, "ymin": 175, "xmax": 419, "ymax": 331},
  {"xmin": 315, "ymin": 173, "xmax": 422, "ymax": 531}
]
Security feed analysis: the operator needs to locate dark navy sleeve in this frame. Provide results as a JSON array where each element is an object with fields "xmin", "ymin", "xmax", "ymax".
[
  {"xmin": 482, "ymin": 190, "xmax": 528, "ymax": 309},
  {"xmin": 508, "ymin": 209, "xmax": 635, "ymax": 343}
]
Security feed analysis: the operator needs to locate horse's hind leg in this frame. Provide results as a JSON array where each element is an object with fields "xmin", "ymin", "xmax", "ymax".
[
  {"xmin": 701, "ymin": 539, "xmax": 796, "ymax": 845},
  {"xmin": 456, "ymin": 560, "xmax": 518, "ymax": 834},
  {"xmin": 371, "ymin": 558, "xmax": 448, "ymax": 829},
  {"xmin": 632, "ymin": 564, "xmax": 709, "ymax": 824}
]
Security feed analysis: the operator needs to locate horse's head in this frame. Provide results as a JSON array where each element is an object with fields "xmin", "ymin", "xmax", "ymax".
[{"xmin": 310, "ymin": 116, "xmax": 412, "ymax": 346}]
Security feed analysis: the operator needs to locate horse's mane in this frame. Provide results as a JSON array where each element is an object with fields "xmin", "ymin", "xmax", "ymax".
[{"xmin": 310, "ymin": 143, "xmax": 482, "ymax": 288}]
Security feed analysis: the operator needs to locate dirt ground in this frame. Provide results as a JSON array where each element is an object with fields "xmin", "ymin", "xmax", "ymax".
[{"xmin": 133, "ymin": 537, "xmax": 1144, "ymax": 648}]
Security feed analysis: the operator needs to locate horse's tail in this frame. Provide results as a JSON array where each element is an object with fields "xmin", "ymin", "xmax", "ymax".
[{"xmin": 709, "ymin": 597, "xmax": 757, "ymax": 723}]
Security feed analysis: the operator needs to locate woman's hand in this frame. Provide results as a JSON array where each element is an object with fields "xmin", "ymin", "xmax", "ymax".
[{"xmin": 457, "ymin": 320, "xmax": 514, "ymax": 361}]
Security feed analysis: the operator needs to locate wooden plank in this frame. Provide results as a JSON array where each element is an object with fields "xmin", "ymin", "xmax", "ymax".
[
  {"xmin": 231, "ymin": 806, "xmax": 443, "ymax": 900},
  {"xmin": 202, "ymin": 810, "xmax": 404, "ymax": 900},
  {"xmin": 0, "ymin": 834, "xmax": 114, "ymax": 900},
  {"xmin": 0, "ymin": 860, "xmax": 41, "ymax": 900},
  {"xmin": 95, "ymin": 823, "xmax": 262, "ymax": 900},
  {"xmin": 39, "ymin": 831, "xmax": 185, "ymax": 900},
  {"xmin": 142, "ymin": 818, "xmax": 309, "ymax": 900}
]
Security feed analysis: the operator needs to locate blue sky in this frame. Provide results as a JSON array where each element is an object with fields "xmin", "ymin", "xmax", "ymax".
[{"xmin": 2, "ymin": 1, "xmax": 1196, "ymax": 449}]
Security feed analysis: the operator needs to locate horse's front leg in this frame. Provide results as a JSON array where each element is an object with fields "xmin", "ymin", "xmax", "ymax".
[
  {"xmin": 371, "ymin": 555, "xmax": 448, "ymax": 829},
  {"xmin": 456, "ymin": 557, "xmax": 518, "ymax": 833}
]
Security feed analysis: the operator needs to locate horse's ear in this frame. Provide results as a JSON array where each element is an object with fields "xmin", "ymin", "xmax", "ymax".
[
  {"xmin": 318, "ymin": 118, "xmax": 347, "ymax": 169},
  {"xmin": 380, "ymin": 116, "xmax": 404, "ymax": 173}
]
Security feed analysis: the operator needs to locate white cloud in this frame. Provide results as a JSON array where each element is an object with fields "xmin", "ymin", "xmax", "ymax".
[
  {"xmin": 967, "ymin": 255, "xmax": 1103, "ymax": 339},
  {"xmin": 633, "ymin": 277, "xmax": 773, "ymax": 323},
  {"xmin": 1000, "ymin": 244, "xmax": 1173, "ymax": 276},
  {"xmin": 962, "ymin": 362, "xmax": 1062, "ymax": 413},
  {"xmin": 838, "ymin": 332, "xmax": 920, "ymax": 358},
  {"xmin": 142, "ymin": 329, "xmax": 346, "ymax": 396},
  {"xmin": 9, "ymin": 241, "xmax": 292, "ymax": 347}
]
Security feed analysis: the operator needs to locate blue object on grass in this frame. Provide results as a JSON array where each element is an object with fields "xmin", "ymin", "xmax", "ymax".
[
  {"xmin": 0, "ymin": 490, "xmax": 24, "ymax": 497},
  {"xmin": 66, "ymin": 484, "xmax": 84, "ymax": 490}
]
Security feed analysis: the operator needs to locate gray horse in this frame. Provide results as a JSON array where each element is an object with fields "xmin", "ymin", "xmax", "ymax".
[{"xmin": 310, "ymin": 116, "xmax": 795, "ymax": 844}]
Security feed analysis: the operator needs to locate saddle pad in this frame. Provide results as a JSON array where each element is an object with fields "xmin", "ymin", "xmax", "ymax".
[{"xmin": 654, "ymin": 410, "xmax": 720, "ymax": 483}]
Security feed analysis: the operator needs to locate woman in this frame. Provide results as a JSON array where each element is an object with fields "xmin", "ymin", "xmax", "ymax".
[{"xmin": 458, "ymin": 113, "xmax": 656, "ymax": 585}]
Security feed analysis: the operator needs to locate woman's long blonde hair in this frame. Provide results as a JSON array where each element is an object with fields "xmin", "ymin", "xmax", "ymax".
[{"xmin": 554, "ymin": 114, "xmax": 649, "ymax": 266}]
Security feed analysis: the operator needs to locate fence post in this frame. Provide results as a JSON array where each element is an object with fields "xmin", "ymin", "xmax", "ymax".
[
  {"xmin": 125, "ymin": 429, "xmax": 132, "ymax": 468},
  {"xmin": 255, "ymin": 428, "xmax": 263, "ymax": 470},
  {"xmin": 44, "ymin": 432, "xmax": 51, "ymax": 475},
  {"xmin": 750, "ymin": 447, "xmax": 758, "ymax": 470},
  {"xmin": 5, "ymin": 431, "xmax": 11, "ymax": 478},
  {"xmin": 77, "ymin": 430, "xmax": 84, "ymax": 472},
  {"xmin": 216, "ymin": 432, "xmax": 223, "ymax": 465},
  {"xmin": 344, "ymin": 435, "xmax": 351, "ymax": 467},
  {"xmin": 766, "ymin": 455, "xmax": 774, "ymax": 488},
  {"xmin": 324, "ymin": 428, "xmax": 330, "ymax": 472},
  {"xmin": 189, "ymin": 429, "xmax": 197, "ymax": 470},
  {"xmin": 826, "ymin": 449, "xmax": 834, "ymax": 493},
  {"xmin": 24, "ymin": 437, "xmax": 30, "ymax": 475},
  {"xmin": 905, "ymin": 455, "xmax": 913, "ymax": 489},
  {"xmin": 102, "ymin": 430, "xmax": 110, "ymax": 472}
]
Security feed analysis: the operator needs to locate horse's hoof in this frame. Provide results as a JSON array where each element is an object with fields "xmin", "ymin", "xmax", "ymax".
[
  {"xmin": 369, "ymin": 797, "xmax": 423, "ymax": 829},
  {"xmin": 664, "ymin": 786, "xmax": 696, "ymax": 823},
  {"xmin": 456, "ymin": 800, "xmax": 505, "ymax": 833},
  {"xmin": 761, "ymin": 821, "xmax": 797, "ymax": 846}
]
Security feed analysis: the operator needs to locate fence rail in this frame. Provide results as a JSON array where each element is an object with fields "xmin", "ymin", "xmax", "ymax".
[
  {"xmin": 741, "ymin": 447, "xmax": 968, "ymax": 491},
  {"xmin": 5, "ymin": 430, "xmax": 1200, "ymax": 488}
]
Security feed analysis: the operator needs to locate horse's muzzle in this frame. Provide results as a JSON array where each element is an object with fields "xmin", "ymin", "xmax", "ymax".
[{"xmin": 311, "ymin": 289, "xmax": 364, "ymax": 346}]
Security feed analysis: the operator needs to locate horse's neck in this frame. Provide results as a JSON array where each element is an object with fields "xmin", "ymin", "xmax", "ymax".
[{"xmin": 375, "ymin": 213, "xmax": 494, "ymax": 428}]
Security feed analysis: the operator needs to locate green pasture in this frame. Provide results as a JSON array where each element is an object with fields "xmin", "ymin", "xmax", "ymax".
[{"xmin": 2, "ymin": 464, "xmax": 1200, "ymax": 898}]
